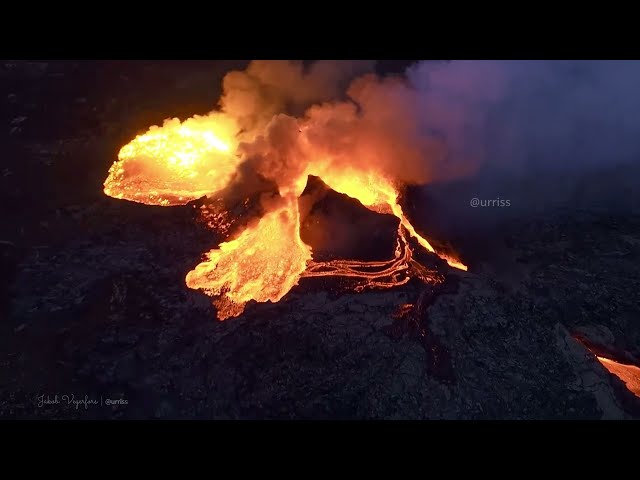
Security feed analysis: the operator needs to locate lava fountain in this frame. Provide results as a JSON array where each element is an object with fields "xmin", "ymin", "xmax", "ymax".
[{"xmin": 103, "ymin": 61, "xmax": 467, "ymax": 320}]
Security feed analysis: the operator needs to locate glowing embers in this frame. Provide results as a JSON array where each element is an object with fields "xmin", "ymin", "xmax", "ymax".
[{"xmin": 595, "ymin": 356, "xmax": 640, "ymax": 398}]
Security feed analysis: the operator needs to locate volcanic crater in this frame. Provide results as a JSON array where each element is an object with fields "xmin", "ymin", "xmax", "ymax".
[{"xmin": 2, "ymin": 60, "xmax": 640, "ymax": 419}]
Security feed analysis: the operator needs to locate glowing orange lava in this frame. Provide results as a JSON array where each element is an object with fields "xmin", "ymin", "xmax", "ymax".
[
  {"xmin": 104, "ymin": 114, "xmax": 466, "ymax": 319},
  {"xmin": 185, "ymin": 196, "xmax": 312, "ymax": 319},
  {"xmin": 596, "ymin": 356, "xmax": 640, "ymax": 398},
  {"xmin": 104, "ymin": 115, "xmax": 240, "ymax": 206}
]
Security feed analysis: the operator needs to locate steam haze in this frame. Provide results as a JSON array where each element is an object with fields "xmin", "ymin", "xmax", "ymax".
[
  {"xmin": 407, "ymin": 60, "xmax": 640, "ymax": 175},
  {"xmin": 400, "ymin": 60, "xmax": 640, "ymax": 238}
]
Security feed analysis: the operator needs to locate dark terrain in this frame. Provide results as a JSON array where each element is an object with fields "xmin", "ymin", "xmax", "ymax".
[{"xmin": 1, "ymin": 60, "xmax": 639, "ymax": 419}]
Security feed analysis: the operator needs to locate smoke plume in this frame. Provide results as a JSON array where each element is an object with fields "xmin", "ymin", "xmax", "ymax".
[
  {"xmin": 233, "ymin": 61, "xmax": 637, "ymax": 195},
  {"xmin": 219, "ymin": 60, "xmax": 376, "ymax": 132},
  {"xmin": 227, "ymin": 59, "xmax": 640, "ymax": 250}
]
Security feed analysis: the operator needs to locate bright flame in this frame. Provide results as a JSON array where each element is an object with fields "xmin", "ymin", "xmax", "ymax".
[
  {"xmin": 104, "ymin": 115, "xmax": 240, "ymax": 206},
  {"xmin": 596, "ymin": 356, "xmax": 640, "ymax": 398}
]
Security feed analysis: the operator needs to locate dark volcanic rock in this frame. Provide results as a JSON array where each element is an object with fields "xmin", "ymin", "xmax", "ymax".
[{"xmin": 300, "ymin": 175, "xmax": 400, "ymax": 262}]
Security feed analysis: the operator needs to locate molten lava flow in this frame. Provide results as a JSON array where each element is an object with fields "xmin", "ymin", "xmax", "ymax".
[
  {"xmin": 596, "ymin": 356, "xmax": 640, "ymax": 398},
  {"xmin": 104, "ymin": 115, "xmax": 240, "ymax": 206},
  {"xmin": 103, "ymin": 100, "xmax": 467, "ymax": 320},
  {"xmin": 185, "ymin": 196, "xmax": 312, "ymax": 320},
  {"xmin": 305, "ymin": 164, "xmax": 468, "ymax": 271},
  {"xmin": 303, "ymin": 225, "xmax": 412, "ymax": 289},
  {"xmin": 303, "ymin": 224, "xmax": 444, "ymax": 291},
  {"xmin": 390, "ymin": 202, "xmax": 468, "ymax": 271}
]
